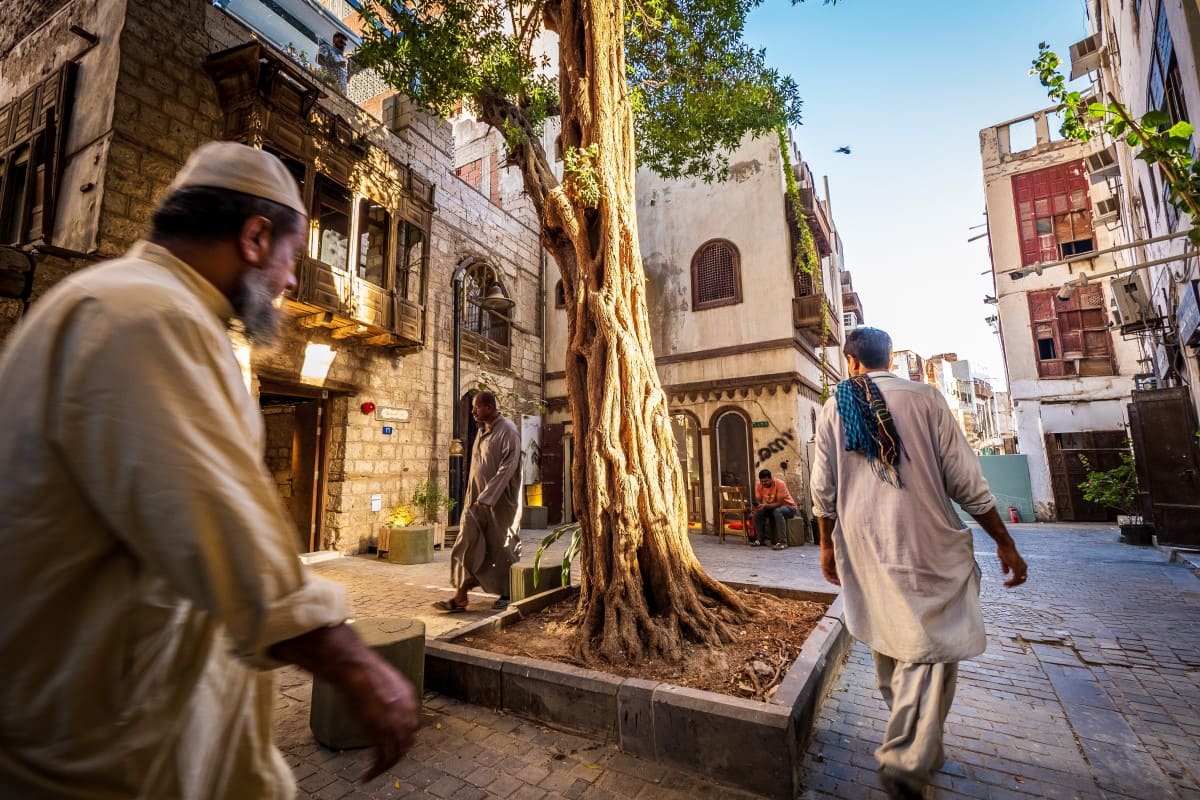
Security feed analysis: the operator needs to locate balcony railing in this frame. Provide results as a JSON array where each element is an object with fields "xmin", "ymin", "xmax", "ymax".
[
  {"xmin": 793, "ymin": 294, "xmax": 840, "ymax": 347},
  {"xmin": 287, "ymin": 256, "xmax": 424, "ymax": 349}
]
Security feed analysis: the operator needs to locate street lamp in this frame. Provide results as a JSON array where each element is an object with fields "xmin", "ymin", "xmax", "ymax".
[{"xmin": 449, "ymin": 257, "xmax": 515, "ymax": 519}]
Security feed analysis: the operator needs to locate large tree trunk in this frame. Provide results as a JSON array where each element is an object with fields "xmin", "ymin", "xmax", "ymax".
[{"xmin": 479, "ymin": 0, "xmax": 748, "ymax": 665}]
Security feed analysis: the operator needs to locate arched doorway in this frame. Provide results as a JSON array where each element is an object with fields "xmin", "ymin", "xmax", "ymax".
[
  {"xmin": 449, "ymin": 389, "xmax": 480, "ymax": 525},
  {"xmin": 712, "ymin": 408, "xmax": 753, "ymax": 517},
  {"xmin": 670, "ymin": 411, "xmax": 704, "ymax": 526}
]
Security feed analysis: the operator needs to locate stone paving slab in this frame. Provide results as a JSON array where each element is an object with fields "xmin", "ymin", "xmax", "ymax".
[{"xmin": 278, "ymin": 525, "xmax": 1200, "ymax": 799}]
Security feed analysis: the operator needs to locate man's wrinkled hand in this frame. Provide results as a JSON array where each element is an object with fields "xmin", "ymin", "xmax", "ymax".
[
  {"xmin": 341, "ymin": 651, "xmax": 420, "ymax": 782},
  {"xmin": 820, "ymin": 546, "xmax": 840, "ymax": 586},
  {"xmin": 997, "ymin": 542, "xmax": 1028, "ymax": 588}
]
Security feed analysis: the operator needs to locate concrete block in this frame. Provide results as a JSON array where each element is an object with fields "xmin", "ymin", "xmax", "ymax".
[
  {"xmin": 785, "ymin": 516, "xmax": 808, "ymax": 546},
  {"xmin": 617, "ymin": 678, "xmax": 659, "ymax": 758},
  {"xmin": 510, "ymin": 563, "xmax": 569, "ymax": 602},
  {"xmin": 310, "ymin": 618, "xmax": 425, "ymax": 750},
  {"xmin": 521, "ymin": 505, "xmax": 548, "ymax": 529},
  {"xmin": 383, "ymin": 525, "xmax": 435, "ymax": 564},
  {"xmin": 424, "ymin": 640, "xmax": 503, "ymax": 709},
  {"xmin": 652, "ymin": 684, "xmax": 795, "ymax": 799},
  {"xmin": 501, "ymin": 655, "xmax": 621, "ymax": 739}
]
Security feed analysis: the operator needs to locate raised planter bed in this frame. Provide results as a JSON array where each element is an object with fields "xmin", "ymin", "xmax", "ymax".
[{"xmin": 424, "ymin": 583, "xmax": 849, "ymax": 799}]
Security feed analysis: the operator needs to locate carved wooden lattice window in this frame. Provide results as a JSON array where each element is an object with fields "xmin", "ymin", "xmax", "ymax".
[
  {"xmin": 691, "ymin": 239, "xmax": 742, "ymax": 310},
  {"xmin": 1012, "ymin": 161, "xmax": 1094, "ymax": 267},
  {"xmin": 1027, "ymin": 284, "xmax": 1114, "ymax": 378},
  {"xmin": 0, "ymin": 64, "xmax": 75, "ymax": 246}
]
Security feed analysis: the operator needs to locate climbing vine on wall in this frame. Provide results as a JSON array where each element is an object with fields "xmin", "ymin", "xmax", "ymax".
[{"xmin": 778, "ymin": 128, "xmax": 832, "ymax": 402}]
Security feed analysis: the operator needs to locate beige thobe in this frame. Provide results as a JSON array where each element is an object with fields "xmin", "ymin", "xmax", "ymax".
[
  {"xmin": 450, "ymin": 415, "xmax": 523, "ymax": 595},
  {"xmin": 811, "ymin": 371, "xmax": 995, "ymax": 663},
  {"xmin": 0, "ymin": 241, "xmax": 349, "ymax": 799}
]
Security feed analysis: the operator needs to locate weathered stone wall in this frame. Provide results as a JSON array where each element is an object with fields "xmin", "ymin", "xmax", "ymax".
[
  {"xmin": 263, "ymin": 406, "xmax": 296, "ymax": 501},
  {"xmin": 4, "ymin": 0, "xmax": 545, "ymax": 553},
  {"xmin": 0, "ymin": 0, "xmax": 75, "ymax": 57}
]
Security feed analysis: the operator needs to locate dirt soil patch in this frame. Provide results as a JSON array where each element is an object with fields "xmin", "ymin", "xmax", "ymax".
[{"xmin": 462, "ymin": 591, "xmax": 828, "ymax": 702}]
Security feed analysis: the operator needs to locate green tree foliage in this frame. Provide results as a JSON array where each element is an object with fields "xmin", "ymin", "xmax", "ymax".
[
  {"xmin": 1032, "ymin": 44, "xmax": 1200, "ymax": 244},
  {"xmin": 1077, "ymin": 452, "xmax": 1141, "ymax": 518},
  {"xmin": 353, "ymin": 0, "xmax": 811, "ymax": 181}
]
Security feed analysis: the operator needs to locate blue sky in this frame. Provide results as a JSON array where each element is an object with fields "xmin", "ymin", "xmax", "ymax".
[{"xmin": 744, "ymin": 0, "xmax": 1091, "ymax": 388}]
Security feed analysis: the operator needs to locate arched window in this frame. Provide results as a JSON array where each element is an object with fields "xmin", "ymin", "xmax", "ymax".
[
  {"xmin": 670, "ymin": 412, "xmax": 703, "ymax": 525},
  {"xmin": 462, "ymin": 262, "xmax": 512, "ymax": 367},
  {"xmin": 554, "ymin": 279, "xmax": 566, "ymax": 309},
  {"xmin": 691, "ymin": 239, "xmax": 742, "ymax": 310},
  {"xmin": 713, "ymin": 409, "xmax": 752, "ymax": 493}
]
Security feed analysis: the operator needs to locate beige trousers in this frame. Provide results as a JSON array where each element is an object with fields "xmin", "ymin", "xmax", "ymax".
[{"xmin": 872, "ymin": 652, "xmax": 958, "ymax": 789}]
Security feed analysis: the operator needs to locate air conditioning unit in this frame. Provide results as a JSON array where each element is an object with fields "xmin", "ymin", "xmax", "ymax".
[
  {"xmin": 1069, "ymin": 33, "xmax": 1106, "ymax": 80},
  {"xmin": 1110, "ymin": 273, "xmax": 1154, "ymax": 327},
  {"xmin": 1085, "ymin": 144, "xmax": 1120, "ymax": 183},
  {"xmin": 1093, "ymin": 196, "xmax": 1120, "ymax": 224},
  {"xmin": 842, "ymin": 311, "xmax": 857, "ymax": 331}
]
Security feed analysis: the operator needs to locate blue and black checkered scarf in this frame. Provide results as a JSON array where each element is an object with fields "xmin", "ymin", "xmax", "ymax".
[{"xmin": 835, "ymin": 374, "xmax": 904, "ymax": 487}]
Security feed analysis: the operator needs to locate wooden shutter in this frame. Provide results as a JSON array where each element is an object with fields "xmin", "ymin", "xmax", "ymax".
[{"xmin": 692, "ymin": 240, "xmax": 741, "ymax": 309}]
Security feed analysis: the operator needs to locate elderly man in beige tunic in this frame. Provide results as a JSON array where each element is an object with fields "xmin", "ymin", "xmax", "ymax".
[
  {"xmin": 812, "ymin": 327, "xmax": 1027, "ymax": 800},
  {"xmin": 0, "ymin": 142, "xmax": 418, "ymax": 799},
  {"xmin": 435, "ymin": 390, "xmax": 523, "ymax": 611}
]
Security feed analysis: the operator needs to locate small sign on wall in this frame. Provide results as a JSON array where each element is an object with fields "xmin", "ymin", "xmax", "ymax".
[
  {"xmin": 371, "ymin": 494, "xmax": 382, "ymax": 512},
  {"xmin": 375, "ymin": 407, "xmax": 411, "ymax": 422},
  {"xmin": 752, "ymin": 421, "xmax": 770, "ymax": 428},
  {"xmin": 382, "ymin": 426, "xmax": 394, "ymax": 435}
]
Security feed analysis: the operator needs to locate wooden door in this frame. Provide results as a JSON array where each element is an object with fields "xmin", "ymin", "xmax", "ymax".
[
  {"xmin": 1129, "ymin": 387, "xmax": 1200, "ymax": 545},
  {"xmin": 540, "ymin": 423, "xmax": 565, "ymax": 525}
]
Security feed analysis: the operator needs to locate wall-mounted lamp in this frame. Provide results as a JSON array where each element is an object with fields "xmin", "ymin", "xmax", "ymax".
[{"xmin": 360, "ymin": 401, "xmax": 376, "ymax": 415}]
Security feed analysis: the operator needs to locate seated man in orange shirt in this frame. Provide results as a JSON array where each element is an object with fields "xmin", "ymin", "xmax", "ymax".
[{"xmin": 753, "ymin": 469, "xmax": 798, "ymax": 550}]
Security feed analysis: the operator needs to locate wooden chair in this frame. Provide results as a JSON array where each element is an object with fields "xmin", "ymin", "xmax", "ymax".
[{"xmin": 717, "ymin": 485, "xmax": 751, "ymax": 544}]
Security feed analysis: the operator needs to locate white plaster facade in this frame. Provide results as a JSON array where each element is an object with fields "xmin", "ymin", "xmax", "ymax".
[
  {"xmin": 980, "ymin": 109, "xmax": 1142, "ymax": 520},
  {"xmin": 1082, "ymin": 0, "xmax": 1200, "ymax": 409},
  {"xmin": 543, "ymin": 132, "xmax": 848, "ymax": 532}
]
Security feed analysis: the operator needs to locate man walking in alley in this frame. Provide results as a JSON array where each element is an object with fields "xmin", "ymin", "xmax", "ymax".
[
  {"xmin": 812, "ymin": 326, "xmax": 1028, "ymax": 800},
  {"xmin": 0, "ymin": 141, "xmax": 418, "ymax": 798},
  {"xmin": 753, "ymin": 468, "xmax": 798, "ymax": 549},
  {"xmin": 435, "ymin": 390, "xmax": 523, "ymax": 612}
]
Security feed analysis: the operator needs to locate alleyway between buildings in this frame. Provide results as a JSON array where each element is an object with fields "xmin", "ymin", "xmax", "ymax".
[{"xmin": 278, "ymin": 526, "xmax": 1200, "ymax": 799}]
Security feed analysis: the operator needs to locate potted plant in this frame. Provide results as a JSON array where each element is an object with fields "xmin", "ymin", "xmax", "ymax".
[
  {"xmin": 411, "ymin": 480, "xmax": 457, "ymax": 549},
  {"xmin": 1078, "ymin": 452, "xmax": 1154, "ymax": 545},
  {"xmin": 378, "ymin": 481, "xmax": 456, "ymax": 564}
]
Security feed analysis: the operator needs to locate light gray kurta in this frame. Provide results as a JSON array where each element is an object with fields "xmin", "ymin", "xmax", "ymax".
[
  {"xmin": 811, "ymin": 371, "xmax": 995, "ymax": 663},
  {"xmin": 451, "ymin": 414, "xmax": 523, "ymax": 595},
  {"xmin": 0, "ymin": 241, "xmax": 349, "ymax": 799}
]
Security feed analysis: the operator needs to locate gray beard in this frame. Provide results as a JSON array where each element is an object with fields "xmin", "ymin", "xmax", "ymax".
[{"xmin": 231, "ymin": 268, "xmax": 281, "ymax": 346}]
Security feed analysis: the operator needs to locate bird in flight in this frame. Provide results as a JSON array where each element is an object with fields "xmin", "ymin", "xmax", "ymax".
[{"xmin": 834, "ymin": 145, "xmax": 852, "ymax": 155}]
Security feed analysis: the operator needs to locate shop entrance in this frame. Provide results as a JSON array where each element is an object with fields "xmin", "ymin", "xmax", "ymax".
[{"xmin": 259, "ymin": 382, "xmax": 329, "ymax": 553}]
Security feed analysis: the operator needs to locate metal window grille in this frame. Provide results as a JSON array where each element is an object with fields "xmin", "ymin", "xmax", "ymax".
[{"xmin": 692, "ymin": 240, "xmax": 740, "ymax": 308}]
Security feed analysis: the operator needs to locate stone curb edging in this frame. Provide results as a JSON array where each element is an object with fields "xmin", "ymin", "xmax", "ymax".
[{"xmin": 424, "ymin": 585, "xmax": 850, "ymax": 799}]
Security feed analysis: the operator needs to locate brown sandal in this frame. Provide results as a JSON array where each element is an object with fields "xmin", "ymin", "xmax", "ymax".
[{"xmin": 433, "ymin": 599, "xmax": 468, "ymax": 613}]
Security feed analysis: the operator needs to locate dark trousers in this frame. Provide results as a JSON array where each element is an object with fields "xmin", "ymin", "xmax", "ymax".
[{"xmin": 753, "ymin": 505, "xmax": 796, "ymax": 545}]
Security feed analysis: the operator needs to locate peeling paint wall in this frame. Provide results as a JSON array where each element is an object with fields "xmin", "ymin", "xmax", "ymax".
[{"xmin": 981, "ymin": 108, "xmax": 1140, "ymax": 518}]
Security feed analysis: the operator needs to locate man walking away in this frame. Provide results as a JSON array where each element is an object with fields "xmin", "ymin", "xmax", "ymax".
[
  {"xmin": 811, "ymin": 326, "xmax": 1027, "ymax": 799},
  {"xmin": 752, "ymin": 468, "xmax": 798, "ymax": 550},
  {"xmin": 435, "ymin": 391, "xmax": 523, "ymax": 612},
  {"xmin": 0, "ymin": 141, "xmax": 418, "ymax": 799}
]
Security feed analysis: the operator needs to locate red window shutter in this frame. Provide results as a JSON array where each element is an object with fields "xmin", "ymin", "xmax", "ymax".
[{"xmin": 1011, "ymin": 161, "xmax": 1094, "ymax": 266}]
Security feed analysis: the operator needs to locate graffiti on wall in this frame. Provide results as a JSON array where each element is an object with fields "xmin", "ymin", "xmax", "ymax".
[{"xmin": 756, "ymin": 428, "xmax": 797, "ymax": 467}]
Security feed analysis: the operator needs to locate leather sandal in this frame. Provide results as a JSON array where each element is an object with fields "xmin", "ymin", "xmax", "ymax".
[{"xmin": 432, "ymin": 599, "xmax": 468, "ymax": 613}]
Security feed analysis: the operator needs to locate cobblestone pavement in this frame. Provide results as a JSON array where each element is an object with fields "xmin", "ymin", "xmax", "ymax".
[
  {"xmin": 278, "ymin": 526, "xmax": 1200, "ymax": 798},
  {"xmin": 802, "ymin": 525, "xmax": 1200, "ymax": 800}
]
